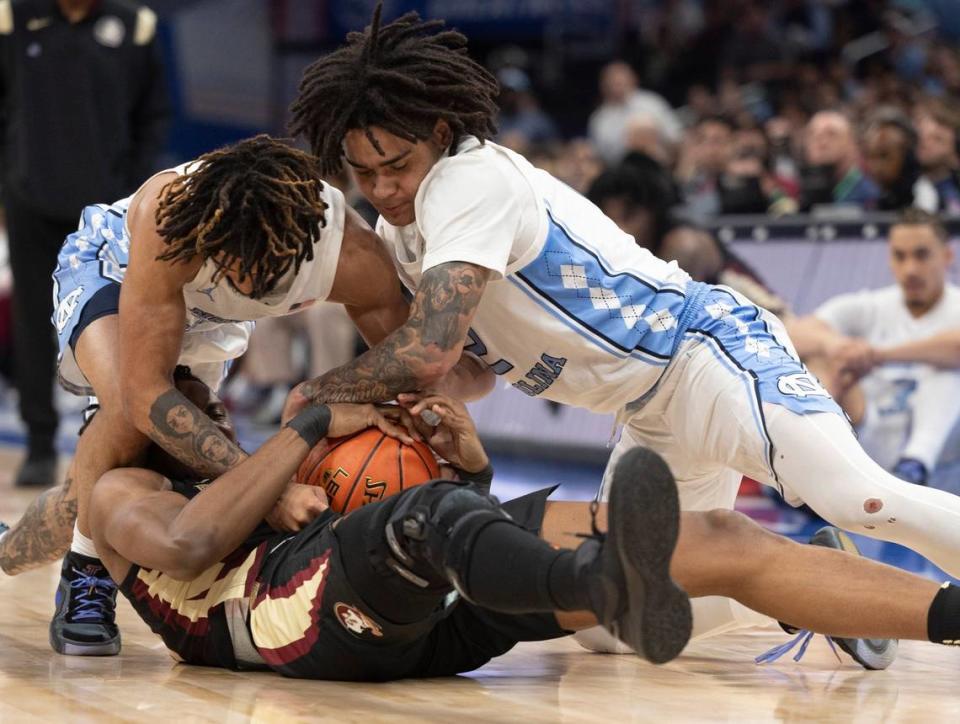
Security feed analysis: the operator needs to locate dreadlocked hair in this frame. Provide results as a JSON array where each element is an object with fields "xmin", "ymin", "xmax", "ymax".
[
  {"xmin": 154, "ymin": 135, "xmax": 328, "ymax": 299},
  {"xmin": 289, "ymin": 3, "xmax": 500, "ymax": 175}
]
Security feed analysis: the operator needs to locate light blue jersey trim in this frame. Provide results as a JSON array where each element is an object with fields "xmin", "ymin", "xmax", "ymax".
[
  {"xmin": 543, "ymin": 202, "xmax": 687, "ymax": 294},
  {"xmin": 507, "ymin": 275, "xmax": 670, "ymax": 367},
  {"xmin": 515, "ymin": 214, "xmax": 688, "ymax": 360}
]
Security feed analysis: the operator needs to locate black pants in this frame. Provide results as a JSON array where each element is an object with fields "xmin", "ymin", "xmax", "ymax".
[{"xmin": 4, "ymin": 196, "xmax": 72, "ymax": 450}]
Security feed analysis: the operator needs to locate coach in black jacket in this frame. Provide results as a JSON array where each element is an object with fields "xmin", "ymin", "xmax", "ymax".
[{"xmin": 0, "ymin": 0, "xmax": 170, "ymax": 485}]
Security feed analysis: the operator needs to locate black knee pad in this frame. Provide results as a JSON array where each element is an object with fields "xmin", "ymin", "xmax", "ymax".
[{"xmin": 383, "ymin": 480, "xmax": 510, "ymax": 594}]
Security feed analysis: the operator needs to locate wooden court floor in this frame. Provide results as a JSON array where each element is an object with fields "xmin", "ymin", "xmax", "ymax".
[{"xmin": 0, "ymin": 450, "xmax": 959, "ymax": 722}]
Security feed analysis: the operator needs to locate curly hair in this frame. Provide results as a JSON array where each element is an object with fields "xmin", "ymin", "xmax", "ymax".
[
  {"xmin": 289, "ymin": 3, "xmax": 499, "ymax": 175},
  {"xmin": 154, "ymin": 135, "xmax": 328, "ymax": 299}
]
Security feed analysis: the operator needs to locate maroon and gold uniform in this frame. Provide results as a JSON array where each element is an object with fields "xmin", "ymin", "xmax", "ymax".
[{"xmin": 118, "ymin": 482, "xmax": 566, "ymax": 680}]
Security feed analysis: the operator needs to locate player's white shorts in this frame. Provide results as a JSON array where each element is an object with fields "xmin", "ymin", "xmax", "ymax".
[
  {"xmin": 599, "ymin": 286, "xmax": 845, "ymax": 510},
  {"xmin": 52, "ymin": 203, "xmax": 252, "ymax": 395}
]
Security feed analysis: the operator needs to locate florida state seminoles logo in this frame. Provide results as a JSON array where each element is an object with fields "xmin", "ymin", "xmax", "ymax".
[{"xmin": 334, "ymin": 602, "xmax": 383, "ymax": 638}]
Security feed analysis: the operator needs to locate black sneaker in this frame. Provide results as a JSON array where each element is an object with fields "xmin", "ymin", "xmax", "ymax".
[
  {"xmin": 809, "ymin": 526, "xmax": 898, "ymax": 670},
  {"xmin": 582, "ymin": 446, "xmax": 692, "ymax": 664},
  {"xmin": 49, "ymin": 551, "xmax": 121, "ymax": 656}
]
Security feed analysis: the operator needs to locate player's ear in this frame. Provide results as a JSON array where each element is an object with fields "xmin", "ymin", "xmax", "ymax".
[{"xmin": 431, "ymin": 119, "xmax": 453, "ymax": 150}]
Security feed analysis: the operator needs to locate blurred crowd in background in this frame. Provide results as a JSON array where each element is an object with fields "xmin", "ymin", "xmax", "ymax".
[{"xmin": 494, "ymin": 0, "xmax": 960, "ymax": 227}]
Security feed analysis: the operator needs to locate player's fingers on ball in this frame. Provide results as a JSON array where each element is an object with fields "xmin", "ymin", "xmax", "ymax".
[
  {"xmin": 398, "ymin": 407, "xmax": 423, "ymax": 441},
  {"xmin": 374, "ymin": 413, "xmax": 414, "ymax": 444}
]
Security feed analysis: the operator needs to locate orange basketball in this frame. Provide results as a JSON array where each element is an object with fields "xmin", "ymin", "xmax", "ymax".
[{"xmin": 295, "ymin": 427, "xmax": 442, "ymax": 514}]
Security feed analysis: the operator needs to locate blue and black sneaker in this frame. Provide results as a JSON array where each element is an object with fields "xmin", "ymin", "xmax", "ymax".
[
  {"xmin": 49, "ymin": 551, "xmax": 121, "ymax": 656},
  {"xmin": 757, "ymin": 526, "xmax": 897, "ymax": 670},
  {"xmin": 809, "ymin": 526, "xmax": 898, "ymax": 670}
]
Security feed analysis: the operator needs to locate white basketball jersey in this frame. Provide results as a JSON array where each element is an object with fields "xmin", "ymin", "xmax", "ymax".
[
  {"xmin": 816, "ymin": 284, "xmax": 960, "ymax": 468},
  {"xmin": 378, "ymin": 138, "xmax": 692, "ymax": 414}
]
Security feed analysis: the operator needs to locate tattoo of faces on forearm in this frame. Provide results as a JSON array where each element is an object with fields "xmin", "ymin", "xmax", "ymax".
[
  {"xmin": 148, "ymin": 390, "xmax": 239, "ymax": 473},
  {"xmin": 300, "ymin": 262, "xmax": 487, "ymax": 404}
]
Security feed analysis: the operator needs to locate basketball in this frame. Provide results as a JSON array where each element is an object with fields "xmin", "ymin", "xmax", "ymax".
[{"xmin": 295, "ymin": 427, "xmax": 442, "ymax": 514}]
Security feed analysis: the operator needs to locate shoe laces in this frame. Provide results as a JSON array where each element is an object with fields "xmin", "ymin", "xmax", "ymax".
[
  {"xmin": 68, "ymin": 567, "xmax": 116, "ymax": 622},
  {"xmin": 755, "ymin": 629, "xmax": 842, "ymax": 665}
]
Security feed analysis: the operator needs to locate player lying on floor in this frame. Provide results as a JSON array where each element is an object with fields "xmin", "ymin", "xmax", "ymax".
[
  {"xmin": 89, "ymin": 374, "xmax": 960, "ymax": 679},
  {"xmin": 89, "ymin": 369, "xmax": 692, "ymax": 679}
]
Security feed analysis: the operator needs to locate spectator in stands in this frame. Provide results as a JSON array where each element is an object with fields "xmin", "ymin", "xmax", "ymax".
[
  {"xmin": 555, "ymin": 139, "xmax": 603, "ymax": 195},
  {"xmin": 717, "ymin": 128, "xmax": 799, "ymax": 215},
  {"xmin": 786, "ymin": 209, "xmax": 960, "ymax": 486},
  {"xmin": 861, "ymin": 108, "xmax": 921, "ymax": 210},
  {"xmin": 675, "ymin": 84, "xmax": 715, "ymax": 129},
  {"xmin": 623, "ymin": 113, "xmax": 672, "ymax": 166},
  {"xmin": 800, "ymin": 110, "xmax": 880, "ymax": 210},
  {"xmin": 587, "ymin": 155, "xmax": 676, "ymax": 250},
  {"xmin": 588, "ymin": 61, "xmax": 682, "ymax": 165},
  {"xmin": 676, "ymin": 114, "xmax": 735, "ymax": 220},
  {"xmin": 914, "ymin": 107, "xmax": 960, "ymax": 213},
  {"xmin": 496, "ymin": 67, "xmax": 558, "ymax": 151},
  {"xmin": 586, "ymin": 155, "xmax": 788, "ymax": 315},
  {"xmin": 765, "ymin": 115, "xmax": 802, "ymax": 186}
]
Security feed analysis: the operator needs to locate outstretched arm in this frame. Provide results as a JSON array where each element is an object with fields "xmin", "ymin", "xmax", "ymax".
[
  {"xmin": 298, "ymin": 261, "xmax": 489, "ymax": 404},
  {"xmin": 93, "ymin": 404, "xmax": 403, "ymax": 580}
]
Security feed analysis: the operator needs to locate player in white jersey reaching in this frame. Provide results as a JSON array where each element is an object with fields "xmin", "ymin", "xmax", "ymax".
[
  {"xmin": 283, "ymin": 7, "xmax": 960, "ymax": 666},
  {"xmin": 788, "ymin": 208, "xmax": 960, "ymax": 485},
  {"xmin": 0, "ymin": 135, "xmax": 488, "ymax": 658}
]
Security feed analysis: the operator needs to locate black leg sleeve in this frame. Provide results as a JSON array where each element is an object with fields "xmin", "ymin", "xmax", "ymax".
[
  {"xmin": 462, "ymin": 519, "xmax": 593, "ymax": 614},
  {"xmin": 385, "ymin": 480, "xmax": 594, "ymax": 615}
]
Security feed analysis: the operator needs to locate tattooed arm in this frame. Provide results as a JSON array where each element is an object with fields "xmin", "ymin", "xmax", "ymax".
[
  {"xmin": 0, "ymin": 474, "xmax": 77, "ymax": 575},
  {"xmin": 118, "ymin": 178, "xmax": 246, "ymax": 476},
  {"xmin": 298, "ymin": 261, "xmax": 489, "ymax": 404}
]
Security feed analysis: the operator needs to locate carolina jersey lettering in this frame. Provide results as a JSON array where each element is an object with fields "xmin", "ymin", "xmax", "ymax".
[{"xmin": 514, "ymin": 353, "xmax": 567, "ymax": 397}]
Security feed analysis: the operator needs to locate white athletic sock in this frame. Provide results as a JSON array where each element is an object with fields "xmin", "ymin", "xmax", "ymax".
[
  {"xmin": 70, "ymin": 523, "xmax": 99, "ymax": 559},
  {"xmin": 689, "ymin": 596, "xmax": 775, "ymax": 642},
  {"xmin": 766, "ymin": 406, "xmax": 960, "ymax": 578}
]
